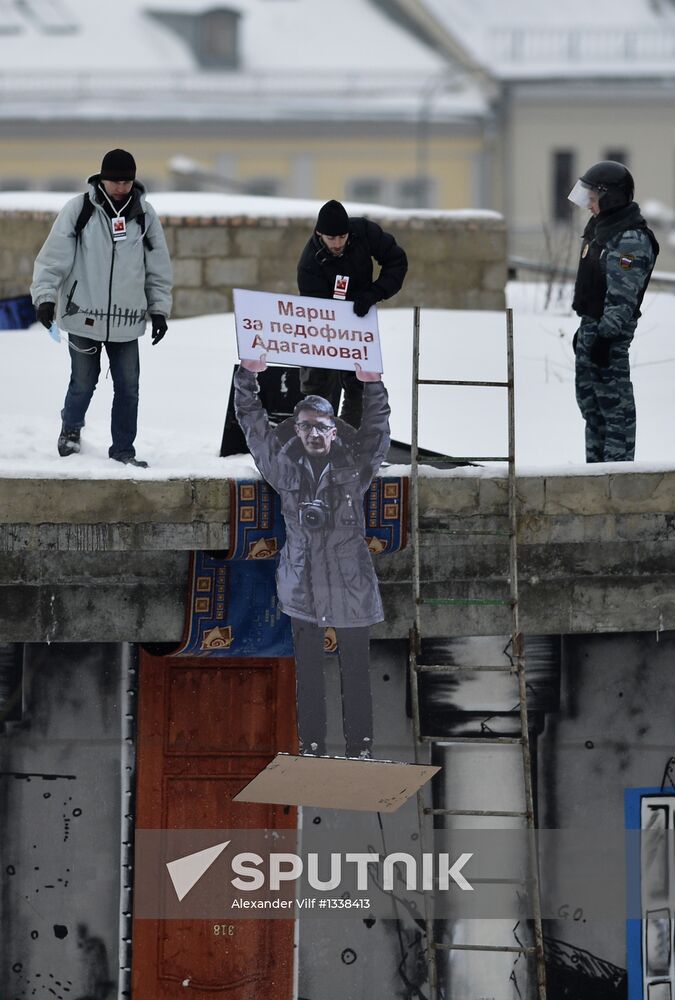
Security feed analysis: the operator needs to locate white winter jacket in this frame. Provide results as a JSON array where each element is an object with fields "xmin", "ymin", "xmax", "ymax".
[{"xmin": 31, "ymin": 177, "xmax": 172, "ymax": 342}]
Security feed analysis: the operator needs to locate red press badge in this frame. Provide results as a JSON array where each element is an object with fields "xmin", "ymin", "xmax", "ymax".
[
  {"xmin": 333, "ymin": 275, "xmax": 349, "ymax": 300},
  {"xmin": 112, "ymin": 217, "xmax": 127, "ymax": 242}
]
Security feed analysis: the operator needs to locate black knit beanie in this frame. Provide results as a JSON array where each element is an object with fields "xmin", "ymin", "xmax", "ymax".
[
  {"xmin": 316, "ymin": 200, "xmax": 349, "ymax": 236},
  {"xmin": 100, "ymin": 149, "xmax": 137, "ymax": 181}
]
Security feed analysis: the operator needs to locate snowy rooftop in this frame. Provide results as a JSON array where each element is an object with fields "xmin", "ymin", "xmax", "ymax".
[
  {"xmin": 0, "ymin": 0, "xmax": 443, "ymax": 73},
  {"xmin": 420, "ymin": 0, "xmax": 675, "ymax": 80},
  {"xmin": 0, "ymin": 71, "xmax": 487, "ymax": 124},
  {"xmin": 1, "ymin": 282, "xmax": 673, "ymax": 480},
  {"xmin": 0, "ymin": 0, "xmax": 487, "ymax": 122}
]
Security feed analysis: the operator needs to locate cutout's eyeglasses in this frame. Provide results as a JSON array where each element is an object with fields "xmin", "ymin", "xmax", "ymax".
[{"xmin": 295, "ymin": 421, "xmax": 334, "ymax": 435}]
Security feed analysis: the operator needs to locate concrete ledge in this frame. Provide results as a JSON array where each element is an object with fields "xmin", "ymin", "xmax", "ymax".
[
  {"xmin": 3, "ymin": 470, "xmax": 675, "ymax": 544},
  {"xmin": 1, "ymin": 522, "xmax": 228, "ymax": 553},
  {"xmin": 1, "ymin": 470, "xmax": 674, "ymax": 640},
  {"xmin": 0, "ymin": 478, "xmax": 230, "ymax": 530}
]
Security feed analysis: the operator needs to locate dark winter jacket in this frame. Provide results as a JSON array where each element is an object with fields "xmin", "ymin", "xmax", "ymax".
[
  {"xmin": 234, "ymin": 366, "xmax": 391, "ymax": 628},
  {"xmin": 297, "ymin": 217, "xmax": 407, "ymax": 305},
  {"xmin": 31, "ymin": 175, "xmax": 172, "ymax": 343},
  {"xmin": 572, "ymin": 202, "xmax": 658, "ymax": 339}
]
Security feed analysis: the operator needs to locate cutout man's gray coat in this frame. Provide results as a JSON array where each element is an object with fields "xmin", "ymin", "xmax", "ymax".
[{"xmin": 234, "ymin": 366, "xmax": 390, "ymax": 628}]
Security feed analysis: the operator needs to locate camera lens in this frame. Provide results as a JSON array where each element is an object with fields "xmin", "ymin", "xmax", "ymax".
[
  {"xmin": 300, "ymin": 501, "xmax": 329, "ymax": 529},
  {"xmin": 304, "ymin": 507, "xmax": 322, "ymax": 528}
]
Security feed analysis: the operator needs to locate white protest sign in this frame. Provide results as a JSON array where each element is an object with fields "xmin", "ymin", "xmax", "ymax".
[{"xmin": 233, "ymin": 288, "xmax": 383, "ymax": 373}]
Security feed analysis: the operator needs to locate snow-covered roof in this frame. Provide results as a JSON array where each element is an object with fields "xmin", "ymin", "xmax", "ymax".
[
  {"xmin": 418, "ymin": 0, "xmax": 675, "ymax": 80},
  {"xmin": 0, "ymin": 0, "xmax": 488, "ymax": 122},
  {"xmin": 151, "ymin": 0, "xmax": 445, "ymax": 73},
  {"xmin": 0, "ymin": 71, "xmax": 487, "ymax": 124},
  {"xmin": 0, "ymin": 0, "xmax": 193, "ymax": 72}
]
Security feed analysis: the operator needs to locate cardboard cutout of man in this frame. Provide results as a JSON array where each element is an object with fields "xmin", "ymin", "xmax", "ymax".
[{"xmin": 234, "ymin": 356, "xmax": 390, "ymax": 759}]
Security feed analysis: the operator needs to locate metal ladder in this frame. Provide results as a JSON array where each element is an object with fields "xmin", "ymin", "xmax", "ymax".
[{"xmin": 407, "ymin": 306, "xmax": 547, "ymax": 1000}]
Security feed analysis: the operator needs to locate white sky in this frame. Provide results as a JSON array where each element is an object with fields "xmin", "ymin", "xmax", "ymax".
[{"xmin": 0, "ymin": 281, "xmax": 672, "ymax": 480}]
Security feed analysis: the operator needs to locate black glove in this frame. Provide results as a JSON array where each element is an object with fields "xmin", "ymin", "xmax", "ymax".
[
  {"xmin": 572, "ymin": 331, "xmax": 578, "ymax": 355},
  {"xmin": 352, "ymin": 288, "xmax": 379, "ymax": 318},
  {"xmin": 36, "ymin": 301, "xmax": 55, "ymax": 329},
  {"xmin": 589, "ymin": 336, "xmax": 612, "ymax": 368},
  {"xmin": 150, "ymin": 314, "xmax": 168, "ymax": 345}
]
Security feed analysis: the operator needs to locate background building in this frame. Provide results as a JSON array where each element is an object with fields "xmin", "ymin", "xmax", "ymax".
[
  {"xmin": 0, "ymin": 0, "xmax": 495, "ymax": 211},
  {"xmin": 416, "ymin": 0, "xmax": 675, "ymax": 268}
]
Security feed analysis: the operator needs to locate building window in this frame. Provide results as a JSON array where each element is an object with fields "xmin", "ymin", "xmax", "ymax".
[
  {"xmin": 45, "ymin": 177, "xmax": 80, "ymax": 192},
  {"xmin": 148, "ymin": 7, "xmax": 240, "ymax": 69},
  {"xmin": 346, "ymin": 175, "xmax": 436, "ymax": 210},
  {"xmin": 552, "ymin": 150, "xmax": 575, "ymax": 221},
  {"xmin": 397, "ymin": 176, "xmax": 434, "ymax": 209},
  {"xmin": 0, "ymin": 177, "xmax": 31, "ymax": 191},
  {"xmin": 244, "ymin": 177, "xmax": 281, "ymax": 197},
  {"xmin": 198, "ymin": 9, "xmax": 240, "ymax": 68},
  {"xmin": 346, "ymin": 178, "xmax": 386, "ymax": 204},
  {"xmin": 604, "ymin": 149, "xmax": 628, "ymax": 165}
]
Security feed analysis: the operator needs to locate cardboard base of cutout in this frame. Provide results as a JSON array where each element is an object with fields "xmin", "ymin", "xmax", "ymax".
[{"xmin": 233, "ymin": 752, "xmax": 440, "ymax": 813}]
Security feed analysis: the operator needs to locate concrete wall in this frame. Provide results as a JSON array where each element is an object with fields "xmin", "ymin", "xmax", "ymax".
[
  {"xmin": 3, "ymin": 632, "xmax": 668, "ymax": 1000},
  {"xmin": 0, "ymin": 207, "xmax": 507, "ymax": 315},
  {"xmin": 0, "ymin": 643, "xmax": 127, "ymax": 999},
  {"xmin": 539, "ymin": 631, "xmax": 675, "ymax": 998},
  {"xmin": 1, "ymin": 470, "xmax": 675, "ymax": 642}
]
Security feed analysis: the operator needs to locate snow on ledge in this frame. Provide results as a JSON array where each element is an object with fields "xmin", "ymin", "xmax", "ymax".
[{"xmin": 0, "ymin": 190, "xmax": 503, "ymax": 224}]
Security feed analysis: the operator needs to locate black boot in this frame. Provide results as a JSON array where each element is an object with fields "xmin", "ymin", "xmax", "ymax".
[
  {"xmin": 111, "ymin": 454, "xmax": 149, "ymax": 469},
  {"xmin": 57, "ymin": 425, "xmax": 81, "ymax": 457}
]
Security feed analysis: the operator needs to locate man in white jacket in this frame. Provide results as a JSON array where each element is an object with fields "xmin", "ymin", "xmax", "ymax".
[{"xmin": 31, "ymin": 149, "xmax": 173, "ymax": 467}]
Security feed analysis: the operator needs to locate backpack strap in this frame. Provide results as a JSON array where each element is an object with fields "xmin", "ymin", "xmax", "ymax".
[
  {"xmin": 73, "ymin": 193, "xmax": 94, "ymax": 242},
  {"xmin": 138, "ymin": 211, "xmax": 153, "ymax": 252}
]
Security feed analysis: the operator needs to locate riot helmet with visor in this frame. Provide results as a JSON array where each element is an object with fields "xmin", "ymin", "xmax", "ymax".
[{"xmin": 568, "ymin": 161, "xmax": 634, "ymax": 212}]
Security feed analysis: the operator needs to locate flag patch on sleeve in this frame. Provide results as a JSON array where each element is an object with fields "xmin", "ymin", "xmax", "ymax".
[{"xmin": 619, "ymin": 254, "xmax": 634, "ymax": 269}]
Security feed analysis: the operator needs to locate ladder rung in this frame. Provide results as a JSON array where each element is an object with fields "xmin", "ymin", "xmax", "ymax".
[
  {"xmin": 416, "ymin": 454, "xmax": 511, "ymax": 463},
  {"xmin": 425, "ymin": 808, "xmax": 528, "ymax": 817},
  {"xmin": 418, "ymin": 598, "xmax": 513, "ymax": 607},
  {"xmin": 414, "ymin": 664, "xmax": 513, "ymax": 673},
  {"xmin": 421, "ymin": 736, "xmax": 523, "ymax": 745},
  {"xmin": 417, "ymin": 379, "xmax": 510, "ymax": 388},
  {"xmin": 433, "ymin": 943, "xmax": 536, "ymax": 955}
]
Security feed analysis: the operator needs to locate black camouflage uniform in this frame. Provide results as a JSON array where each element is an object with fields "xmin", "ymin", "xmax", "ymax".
[{"xmin": 572, "ymin": 165, "xmax": 658, "ymax": 462}]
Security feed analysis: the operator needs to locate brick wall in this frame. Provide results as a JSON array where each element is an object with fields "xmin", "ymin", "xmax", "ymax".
[{"xmin": 0, "ymin": 208, "xmax": 506, "ymax": 316}]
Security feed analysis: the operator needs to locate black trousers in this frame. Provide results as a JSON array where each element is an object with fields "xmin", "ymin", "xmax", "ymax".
[
  {"xmin": 299, "ymin": 367, "xmax": 363, "ymax": 428},
  {"xmin": 291, "ymin": 617, "xmax": 373, "ymax": 758}
]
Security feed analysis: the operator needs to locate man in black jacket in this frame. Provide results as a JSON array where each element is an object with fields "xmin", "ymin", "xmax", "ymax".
[{"xmin": 297, "ymin": 199, "xmax": 407, "ymax": 428}]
